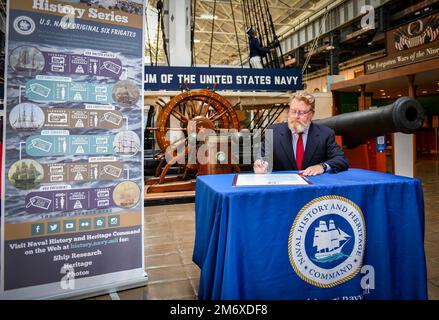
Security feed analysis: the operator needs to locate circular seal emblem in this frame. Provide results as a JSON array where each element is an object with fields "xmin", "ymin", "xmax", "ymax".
[
  {"xmin": 13, "ymin": 16, "xmax": 36, "ymax": 35},
  {"xmin": 288, "ymin": 195, "xmax": 366, "ymax": 288}
]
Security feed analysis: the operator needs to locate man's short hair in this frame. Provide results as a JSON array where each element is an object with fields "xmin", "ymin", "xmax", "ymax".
[
  {"xmin": 246, "ymin": 27, "xmax": 255, "ymax": 36},
  {"xmin": 289, "ymin": 92, "xmax": 315, "ymax": 111}
]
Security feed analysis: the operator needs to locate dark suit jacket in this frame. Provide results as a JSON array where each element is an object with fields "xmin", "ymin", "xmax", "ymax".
[{"xmin": 262, "ymin": 122, "xmax": 349, "ymax": 173}]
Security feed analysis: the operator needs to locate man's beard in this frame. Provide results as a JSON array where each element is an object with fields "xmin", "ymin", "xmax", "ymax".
[{"xmin": 288, "ymin": 119, "xmax": 310, "ymax": 133}]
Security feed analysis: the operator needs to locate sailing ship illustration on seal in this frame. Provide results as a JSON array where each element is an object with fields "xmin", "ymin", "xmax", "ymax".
[{"xmin": 312, "ymin": 219, "xmax": 351, "ymax": 262}]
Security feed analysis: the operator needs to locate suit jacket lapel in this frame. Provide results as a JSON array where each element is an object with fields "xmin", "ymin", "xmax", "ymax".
[
  {"xmin": 279, "ymin": 123, "xmax": 296, "ymax": 168},
  {"xmin": 303, "ymin": 123, "xmax": 320, "ymax": 169}
]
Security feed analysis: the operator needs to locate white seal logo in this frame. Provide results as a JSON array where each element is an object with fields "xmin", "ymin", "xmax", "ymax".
[
  {"xmin": 288, "ymin": 195, "xmax": 366, "ymax": 288},
  {"xmin": 13, "ymin": 16, "xmax": 35, "ymax": 35}
]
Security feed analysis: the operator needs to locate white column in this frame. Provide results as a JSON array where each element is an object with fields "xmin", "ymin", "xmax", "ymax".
[
  {"xmin": 166, "ymin": 0, "xmax": 191, "ymax": 66},
  {"xmin": 394, "ymin": 133, "xmax": 414, "ymax": 177}
]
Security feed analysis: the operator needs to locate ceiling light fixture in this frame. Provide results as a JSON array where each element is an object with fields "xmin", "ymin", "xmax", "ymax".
[{"xmin": 198, "ymin": 14, "xmax": 218, "ymax": 20}]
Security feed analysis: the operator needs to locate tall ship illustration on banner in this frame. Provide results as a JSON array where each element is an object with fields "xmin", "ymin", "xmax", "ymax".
[
  {"xmin": 113, "ymin": 131, "xmax": 140, "ymax": 156},
  {"xmin": 9, "ymin": 102, "xmax": 45, "ymax": 131},
  {"xmin": 115, "ymin": 136, "xmax": 137, "ymax": 154},
  {"xmin": 10, "ymin": 160, "xmax": 43, "ymax": 190},
  {"xmin": 11, "ymin": 104, "xmax": 42, "ymax": 130},
  {"xmin": 14, "ymin": 47, "xmax": 43, "ymax": 73},
  {"xmin": 10, "ymin": 46, "xmax": 45, "ymax": 75}
]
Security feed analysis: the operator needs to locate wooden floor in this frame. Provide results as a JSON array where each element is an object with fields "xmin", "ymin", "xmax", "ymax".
[{"xmin": 90, "ymin": 159, "xmax": 439, "ymax": 300}]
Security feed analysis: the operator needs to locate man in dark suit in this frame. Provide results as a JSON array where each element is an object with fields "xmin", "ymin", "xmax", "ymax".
[{"xmin": 254, "ymin": 92, "xmax": 348, "ymax": 176}]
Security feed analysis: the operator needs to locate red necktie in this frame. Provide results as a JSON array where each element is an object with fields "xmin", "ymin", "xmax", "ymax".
[{"xmin": 296, "ymin": 133, "xmax": 304, "ymax": 170}]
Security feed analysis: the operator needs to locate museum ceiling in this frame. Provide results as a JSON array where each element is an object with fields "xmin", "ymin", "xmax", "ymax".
[{"xmin": 146, "ymin": 0, "xmax": 334, "ymax": 66}]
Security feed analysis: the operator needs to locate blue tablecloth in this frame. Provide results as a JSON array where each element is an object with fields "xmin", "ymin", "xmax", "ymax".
[{"xmin": 193, "ymin": 169, "xmax": 427, "ymax": 300}]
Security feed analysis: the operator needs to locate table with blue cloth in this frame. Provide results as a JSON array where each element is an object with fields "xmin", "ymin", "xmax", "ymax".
[{"xmin": 192, "ymin": 169, "xmax": 427, "ymax": 300}]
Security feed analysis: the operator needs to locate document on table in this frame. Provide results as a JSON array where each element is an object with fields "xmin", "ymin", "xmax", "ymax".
[{"xmin": 233, "ymin": 173, "xmax": 311, "ymax": 186}]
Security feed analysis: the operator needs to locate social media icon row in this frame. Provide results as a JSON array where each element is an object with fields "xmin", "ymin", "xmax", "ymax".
[{"xmin": 31, "ymin": 215, "xmax": 120, "ymax": 235}]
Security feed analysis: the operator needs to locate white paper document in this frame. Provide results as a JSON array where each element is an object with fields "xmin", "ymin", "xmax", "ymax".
[{"xmin": 233, "ymin": 174, "xmax": 310, "ymax": 186}]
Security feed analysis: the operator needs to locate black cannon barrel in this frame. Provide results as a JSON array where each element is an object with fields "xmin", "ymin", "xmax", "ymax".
[{"xmin": 314, "ymin": 96, "xmax": 424, "ymax": 148}]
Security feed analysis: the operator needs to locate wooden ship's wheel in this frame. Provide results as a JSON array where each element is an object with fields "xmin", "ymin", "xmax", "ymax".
[{"xmin": 146, "ymin": 84, "xmax": 240, "ymax": 193}]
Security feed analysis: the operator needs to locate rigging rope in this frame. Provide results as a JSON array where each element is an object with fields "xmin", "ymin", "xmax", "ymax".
[
  {"xmin": 242, "ymin": 0, "xmax": 280, "ymax": 68},
  {"xmin": 302, "ymin": 8, "xmax": 328, "ymax": 74},
  {"xmin": 160, "ymin": 5, "xmax": 170, "ymax": 66},
  {"xmin": 191, "ymin": 0, "xmax": 197, "ymax": 66},
  {"xmin": 154, "ymin": 1, "xmax": 161, "ymax": 66},
  {"xmin": 264, "ymin": 0, "xmax": 283, "ymax": 67},
  {"xmin": 155, "ymin": 1, "xmax": 169, "ymax": 66},
  {"xmin": 230, "ymin": 0, "xmax": 243, "ymax": 67},
  {"xmin": 144, "ymin": 3, "xmax": 154, "ymax": 66},
  {"xmin": 208, "ymin": 0, "xmax": 217, "ymax": 67}
]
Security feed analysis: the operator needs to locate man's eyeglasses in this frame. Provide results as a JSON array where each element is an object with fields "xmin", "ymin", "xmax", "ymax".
[{"xmin": 289, "ymin": 109, "xmax": 313, "ymax": 117}]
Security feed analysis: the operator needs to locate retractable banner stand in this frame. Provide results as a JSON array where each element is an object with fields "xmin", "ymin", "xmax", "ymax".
[{"xmin": 1, "ymin": 0, "xmax": 145, "ymax": 299}]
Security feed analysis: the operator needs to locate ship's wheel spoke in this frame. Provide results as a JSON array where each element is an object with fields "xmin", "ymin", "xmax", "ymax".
[
  {"xmin": 193, "ymin": 99, "xmax": 211, "ymax": 117},
  {"xmin": 178, "ymin": 102, "xmax": 186, "ymax": 116},
  {"xmin": 208, "ymin": 110, "xmax": 227, "ymax": 123},
  {"xmin": 183, "ymin": 101, "xmax": 193, "ymax": 119},
  {"xmin": 195, "ymin": 100, "xmax": 204, "ymax": 117},
  {"xmin": 168, "ymin": 135, "xmax": 188, "ymax": 149},
  {"xmin": 198, "ymin": 101, "xmax": 210, "ymax": 117},
  {"xmin": 164, "ymin": 135, "xmax": 189, "ymax": 158},
  {"xmin": 188, "ymin": 100, "xmax": 198, "ymax": 118},
  {"xmin": 147, "ymin": 127, "xmax": 188, "ymax": 131},
  {"xmin": 187, "ymin": 97, "xmax": 200, "ymax": 117},
  {"xmin": 164, "ymin": 127, "xmax": 188, "ymax": 131},
  {"xmin": 202, "ymin": 96, "xmax": 214, "ymax": 115},
  {"xmin": 170, "ymin": 108, "xmax": 187, "ymax": 122}
]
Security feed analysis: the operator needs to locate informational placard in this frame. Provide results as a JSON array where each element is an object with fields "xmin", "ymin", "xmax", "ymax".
[{"xmin": 1, "ymin": 0, "xmax": 145, "ymax": 299}]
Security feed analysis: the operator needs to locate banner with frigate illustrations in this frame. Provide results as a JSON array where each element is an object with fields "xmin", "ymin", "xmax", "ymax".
[{"xmin": 1, "ymin": 0, "xmax": 145, "ymax": 299}]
